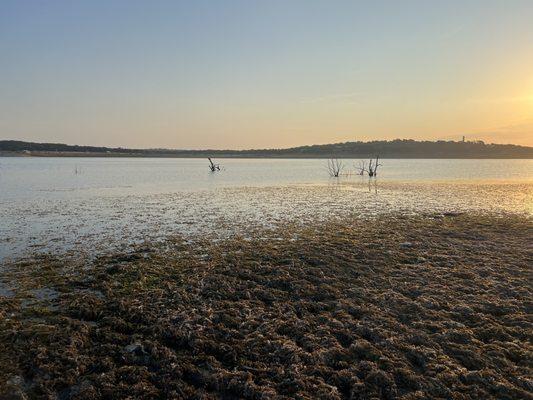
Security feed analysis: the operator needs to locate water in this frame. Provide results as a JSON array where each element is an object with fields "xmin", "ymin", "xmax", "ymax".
[{"xmin": 0, "ymin": 157, "xmax": 531, "ymax": 261}]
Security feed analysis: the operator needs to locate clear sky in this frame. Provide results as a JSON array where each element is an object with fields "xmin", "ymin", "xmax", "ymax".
[{"xmin": 1, "ymin": 0, "xmax": 532, "ymax": 149}]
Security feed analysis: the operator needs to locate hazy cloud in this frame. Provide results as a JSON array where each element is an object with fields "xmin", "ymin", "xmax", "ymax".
[{"xmin": 466, "ymin": 119, "xmax": 533, "ymax": 146}]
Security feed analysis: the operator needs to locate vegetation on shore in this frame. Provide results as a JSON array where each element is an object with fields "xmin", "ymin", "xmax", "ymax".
[
  {"xmin": 0, "ymin": 213, "xmax": 531, "ymax": 399},
  {"xmin": 2, "ymin": 139, "xmax": 532, "ymax": 158}
]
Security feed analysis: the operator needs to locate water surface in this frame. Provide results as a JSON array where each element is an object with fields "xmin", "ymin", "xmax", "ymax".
[{"xmin": 1, "ymin": 157, "xmax": 531, "ymax": 261}]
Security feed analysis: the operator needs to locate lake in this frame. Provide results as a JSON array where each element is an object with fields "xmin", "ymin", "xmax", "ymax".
[{"xmin": 0, "ymin": 157, "xmax": 531, "ymax": 261}]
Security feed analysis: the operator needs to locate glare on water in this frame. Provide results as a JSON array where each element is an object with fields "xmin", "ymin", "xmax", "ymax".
[{"xmin": 0, "ymin": 157, "xmax": 531, "ymax": 261}]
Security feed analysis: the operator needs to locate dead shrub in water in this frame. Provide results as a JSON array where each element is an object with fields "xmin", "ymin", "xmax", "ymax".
[{"xmin": 327, "ymin": 158, "xmax": 344, "ymax": 177}]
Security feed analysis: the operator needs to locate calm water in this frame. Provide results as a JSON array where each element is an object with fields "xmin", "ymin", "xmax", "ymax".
[{"xmin": 0, "ymin": 157, "xmax": 531, "ymax": 261}]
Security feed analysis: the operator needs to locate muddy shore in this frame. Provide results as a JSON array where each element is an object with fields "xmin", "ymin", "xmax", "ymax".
[{"xmin": 0, "ymin": 213, "xmax": 531, "ymax": 399}]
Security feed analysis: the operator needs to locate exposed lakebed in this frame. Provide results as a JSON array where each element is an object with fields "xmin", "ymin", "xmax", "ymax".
[{"xmin": 1, "ymin": 158, "xmax": 532, "ymax": 261}]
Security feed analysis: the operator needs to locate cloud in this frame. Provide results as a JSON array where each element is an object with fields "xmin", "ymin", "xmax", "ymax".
[
  {"xmin": 439, "ymin": 24, "xmax": 465, "ymax": 40},
  {"xmin": 466, "ymin": 119, "xmax": 533, "ymax": 146},
  {"xmin": 300, "ymin": 92, "xmax": 362, "ymax": 104},
  {"xmin": 466, "ymin": 95, "xmax": 533, "ymax": 105}
]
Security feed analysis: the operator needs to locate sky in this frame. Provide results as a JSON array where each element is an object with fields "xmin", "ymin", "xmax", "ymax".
[{"xmin": 0, "ymin": 0, "xmax": 532, "ymax": 149}]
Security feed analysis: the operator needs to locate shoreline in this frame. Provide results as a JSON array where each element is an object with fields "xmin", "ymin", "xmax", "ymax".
[
  {"xmin": 1, "ymin": 212, "xmax": 531, "ymax": 399},
  {"xmin": 2, "ymin": 151, "xmax": 533, "ymax": 159}
]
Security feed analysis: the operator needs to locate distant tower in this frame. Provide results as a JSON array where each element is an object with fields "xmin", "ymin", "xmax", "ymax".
[{"xmin": 462, "ymin": 136, "xmax": 465, "ymax": 142}]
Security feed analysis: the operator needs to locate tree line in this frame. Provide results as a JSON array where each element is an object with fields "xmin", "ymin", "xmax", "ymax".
[{"xmin": 1, "ymin": 139, "xmax": 532, "ymax": 158}]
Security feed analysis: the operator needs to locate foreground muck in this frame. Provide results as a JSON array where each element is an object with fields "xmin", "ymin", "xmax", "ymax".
[{"xmin": 0, "ymin": 214, "xmax": 531, "ymax": 399}]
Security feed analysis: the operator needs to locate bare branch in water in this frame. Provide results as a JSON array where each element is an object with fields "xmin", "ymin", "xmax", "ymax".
[
  {"xmin": 327, "ymin": 158, "xmax": 344, "ymax": 177},
  {"xmin": 355, "ymin": 160, "xmax": 367, "ymax": 175},
  {"xmin": 356, "ymin": 156, "xmax": 382, "ymax": 177},
  {"xmin": 208, "ymin": 158, "xmax": 221, "ymax": 172}
]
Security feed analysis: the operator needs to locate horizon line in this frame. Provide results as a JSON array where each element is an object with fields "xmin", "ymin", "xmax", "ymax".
[{"xmin": 2, "ymin": 137, "xmax": 532, "ymax": 152}]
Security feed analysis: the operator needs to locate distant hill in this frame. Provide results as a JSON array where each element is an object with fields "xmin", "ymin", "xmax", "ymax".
[{"xmin": 1, "ymin": 139, "xmax": 532, "ymax": 158}]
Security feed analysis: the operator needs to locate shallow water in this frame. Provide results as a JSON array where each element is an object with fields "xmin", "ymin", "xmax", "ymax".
[{"xmin": 0, "ymin": 157, "xmax": 531, "ymax": 261}]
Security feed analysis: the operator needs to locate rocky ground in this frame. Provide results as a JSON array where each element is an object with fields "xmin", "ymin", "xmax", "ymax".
[{"xmin": 0, "ymin": 213, "xmax": 531, "ymax": 399}]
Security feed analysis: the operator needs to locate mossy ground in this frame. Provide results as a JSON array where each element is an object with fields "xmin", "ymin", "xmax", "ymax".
[{"xmin": 0, "ymin": 213, "xmax": 531, "ymax": 399}]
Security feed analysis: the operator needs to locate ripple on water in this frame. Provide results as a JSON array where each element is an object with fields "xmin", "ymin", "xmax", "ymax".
[{"xmin": 0, "ymin": 180, "xmax": 531, "ymax": 262}]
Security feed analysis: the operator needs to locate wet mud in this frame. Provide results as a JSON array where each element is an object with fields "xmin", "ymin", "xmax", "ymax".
[{"xmin": 0, "ymin": 213, "xmax": 531, "ymax": 399}]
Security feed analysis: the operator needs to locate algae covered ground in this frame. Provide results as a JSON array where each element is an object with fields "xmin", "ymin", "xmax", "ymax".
[{"xmin": 0, "ymin": 213, "xmax": 531, "ymax": 399}]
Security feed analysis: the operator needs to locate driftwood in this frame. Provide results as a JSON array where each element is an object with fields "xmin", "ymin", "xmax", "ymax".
[{"xmin": 208, "ymin": 158, "xmax": 220, "ymax": 172}]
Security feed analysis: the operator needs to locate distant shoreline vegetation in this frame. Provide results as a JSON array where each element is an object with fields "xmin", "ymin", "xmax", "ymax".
[{"xmin": 0, "ymin": 139, "xmax": 532, "ymax": 159}]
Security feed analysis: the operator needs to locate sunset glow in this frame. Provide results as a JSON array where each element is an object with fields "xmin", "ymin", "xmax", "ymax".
[
  {"xmin": 1, "ymin": 3, "xmax": 532, "ymax": 397},
  {"xmin": 1, "ymin": 0, "xmax": 532, "ymax": 148}
]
